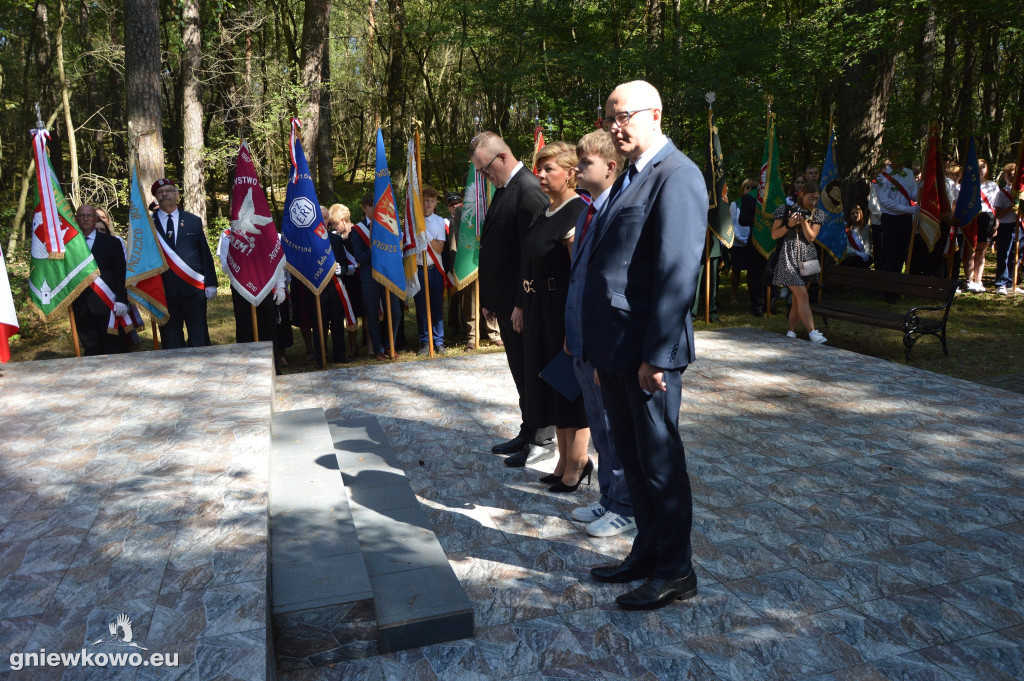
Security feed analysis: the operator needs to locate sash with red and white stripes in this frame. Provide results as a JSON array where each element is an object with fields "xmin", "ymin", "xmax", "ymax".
[
  {"xmin": 881, "ymin": 172, "xmax": 917, "ymax": 207},
  {"xmin": 90, "ymin": 277, "xmax": 134, "ymax": 333},
  {"xmin": 355, "ymin": 221, "xmax": 371, "ymax": 247},
  {"xmin": 332, "ymin": 276, "xmax": 356, "ymax": 326},
  {"xmin": 32, "ymin": 129, "xmax": 64, "ymax": 257},
  {"xmin": 156, "ymin": 231, "xmax": 205, "ymax": 289},
  {"xmin": 980, "ymin": 191, "xmax": 995, "ymax": 214}
]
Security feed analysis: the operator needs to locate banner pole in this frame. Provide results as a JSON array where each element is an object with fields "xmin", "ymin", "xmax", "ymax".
[
  {"xmin": 385, "ymin": 292, "xmax": 396, "ymax": 358},
  {"xmin": 423, "ymin": 259, "xmax": 434, "ymax": 356},
  {"xmin": 703, "ymin": 228, "xmax": 711, "ymax": 324},
  {"xmin": 905, "ymin": 219, "xmax": 918, "ymax": 275},
  {"xmin": 69, "ymin": 309, "xmax": 81, "ymax": 357},
  {"xmin": 1012, "ymin": 230, "xmax": 1020, "ymax": 293},
  {"xmin": 150, "ymin": 318, "xmax": 161, "ymax": 349},
  {"xmin": 251, "ymin": 303, "xmax": 259, "ymax": 342},
  {"xmin": 315, "ymin": 290, "xmax": 327, "ymax": 368},
  {"xmin": 474, "ymin": 279, "xmax": 480, "ymax": 348}
]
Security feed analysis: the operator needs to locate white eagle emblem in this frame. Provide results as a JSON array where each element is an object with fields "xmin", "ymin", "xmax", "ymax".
[{"xmin": 92, "ymin": 613, "xmax": 148, "ymax": 649}]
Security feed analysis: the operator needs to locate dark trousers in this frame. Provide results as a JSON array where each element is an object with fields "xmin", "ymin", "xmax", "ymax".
[
  {"xmin": 162, "ymin": 290, "xmax": 209, "ymax": 349},
  {"xmin": 597, "ymin": 367, "xmax": 692, "ymax": 578},
  {"xmin": 361, "ymin": 279, "xmax": 401, "ymax": 355},
  {"xmin": 746, "ymin": 243, "xmax": 768, "ymax": 314},
  {"xmin": 414, "ymin": 266, "xmax": 444, "ymax": 348},
  {"xmin": 230, "ymin": 288, "xmax": 279, "ymax": 353},
  {"xmin": 879, "ymin": 213, "xmax": 915, "ymax": 302},
  {"xmin": 994, "ymin": 220, "xmax": 1019, "ymax": 287},
  {"xmin": 574, "ymin": 358, "xmax": 631, "ymax": 516},
  {"xmin": 497, "ymin": 314, "xmax": 555, "ymax": 445},
  {"xmin": 312, "ymin": 285, "xmax": 347, "ymax": 362},
  {"xmin": 74, "ymin": 308, "xmax": 126, "ymax": 356}
]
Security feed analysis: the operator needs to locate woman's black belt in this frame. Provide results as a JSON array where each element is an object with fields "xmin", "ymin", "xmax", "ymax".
[{"xmin": 522, "ymin": 278, "xmax": 559, "ymax": 293}]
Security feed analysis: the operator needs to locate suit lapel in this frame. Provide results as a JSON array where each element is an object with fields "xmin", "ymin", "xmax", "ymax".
[
  {"xmin": 482, "ymin": 170, "xmax": 522, "ymax": 239},
  {"xmin": 588, "ymin": 141, "xmax": 676, "ymax": 254}
]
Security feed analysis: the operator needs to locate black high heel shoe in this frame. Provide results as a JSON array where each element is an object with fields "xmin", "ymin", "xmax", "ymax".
[
  {"xmin": 539, "ymin": 473, "xmax": 561, "ymax": 484},
  {"xmin": 548, "ymin": 459, "xmax": 594, "ymax": 493}
]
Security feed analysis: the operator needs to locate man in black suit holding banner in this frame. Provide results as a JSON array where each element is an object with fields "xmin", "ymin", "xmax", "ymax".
[
  {"xmin": 577, "ymin": 80, "xmax": 706, "ymax": 610},
  {"xmin": 471, "ymin": 132, "xmax": 555, "ymax": 467},
  {"xmin": 151, "ymin": 179, "xmax": 217, "ymax": 349}
]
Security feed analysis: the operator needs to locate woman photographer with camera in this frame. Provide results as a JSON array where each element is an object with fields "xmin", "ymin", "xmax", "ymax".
[{"xmin": 771, "ymin": 181, "xmax": 827, "ymax": 344}]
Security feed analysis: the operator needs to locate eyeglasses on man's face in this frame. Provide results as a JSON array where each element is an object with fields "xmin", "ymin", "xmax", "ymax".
[
  {"xmin": 478, "ymin": 153, "xmax": 501, "ymax": 176},
  {"xmin": 602, "ymin": 108, "xmax": 653, "ymax": 131}
]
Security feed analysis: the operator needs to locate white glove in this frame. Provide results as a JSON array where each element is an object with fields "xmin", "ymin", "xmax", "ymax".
[
  {"xmin": 273, "ymin": 287, "xmax": 286, "ymax": 305},
  {"xmin": 205, "ymin": 286, "xmax": 217, "ymax": 300},
  {"xmin": 334, "ymin": 263, "xmax": 342, "ymax": 276},
  {"xmin": 113, "ymin": 302, "xmax": 128, "ymax": 316},
  {"xmin": 346, "ymin": 265, "xmax": 356, "ymax": 276}
]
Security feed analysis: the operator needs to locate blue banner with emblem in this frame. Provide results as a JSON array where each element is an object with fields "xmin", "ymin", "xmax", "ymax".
[
  {"xmin": 815, "ymin": 126, "xmax": 846, "ymax": 262},
  {"xmin": 370, "ymin": 128, "xmax": 407, "ymax": 300},
  {"xmin": 953, "ymin": 135, "xmax": 981, "ymax": 228},
  {"xmin": 282, "ymin": 118, "xmax": 336, "ymax": 293}
]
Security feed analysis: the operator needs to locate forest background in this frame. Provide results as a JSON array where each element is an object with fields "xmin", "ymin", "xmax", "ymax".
[{"xmin": 1, "ymin": 0, "xmax": 1023, "ymax": 266}]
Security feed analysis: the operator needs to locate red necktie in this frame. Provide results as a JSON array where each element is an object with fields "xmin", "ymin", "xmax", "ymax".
[{"xmin": 579, "ymin": 204, "xmax": 597, "ymax": 245}]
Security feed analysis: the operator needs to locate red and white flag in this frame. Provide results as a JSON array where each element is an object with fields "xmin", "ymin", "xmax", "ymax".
[
  {"xmin": 227, "ymin": 141, "xmax": 285, "ymax": 305},
  {"xmin": 0, "ymin": 244, "xmax": 19, "ymax": 363}
]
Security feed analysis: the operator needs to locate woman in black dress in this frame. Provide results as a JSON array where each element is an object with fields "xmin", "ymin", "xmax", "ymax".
[{"xmin": 511, "ymin": 141, "xmax": 592, "ymax": 492}]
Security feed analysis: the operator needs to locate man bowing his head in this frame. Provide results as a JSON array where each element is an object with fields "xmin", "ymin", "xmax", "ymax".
[{"xmin": 576, "ymin": 80, "xmax": 706, "ymax": 610}]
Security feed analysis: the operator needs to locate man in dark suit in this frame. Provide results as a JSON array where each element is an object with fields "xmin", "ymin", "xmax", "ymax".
[
  {"xmin": 151, "ymin": 179, "xmax": 217, "ymax": 349},
  {"xmin": 470, "ymin": 131, "xmax": 555, "ymax": 467},
  {"xmin": 576, "ymin": 81, "xmax": 706, "ymax": 610},
  {"xmin": 72, "ymin": 204, "xmax": 129, "ymax": 356}
]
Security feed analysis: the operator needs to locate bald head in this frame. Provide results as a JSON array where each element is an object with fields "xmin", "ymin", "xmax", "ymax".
[
  {"xmin": 76, "ymin": 203, "xmax": 98, "ymax": 236},
  {"xmin": 470, "ymin": 131, "xmax": 519, "ymax": 187},
  {"xmin": 605, "ymin": 80, "xmax": 664, "ymax": 161}
]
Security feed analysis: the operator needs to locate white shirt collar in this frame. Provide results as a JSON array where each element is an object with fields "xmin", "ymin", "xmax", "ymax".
[
  {"xmin": 158, "ymin": 208, "xmax": 180, "ymax": 223},
  {"xmin": 632, "ymin": 134, "xmax": 669, "ymax": 175},
  {"xmin": 504, "ymin": 161, "xmax": 525, "ymax": 187},
  {"xmin": 590, "ymin": 185, "xmax": 614, "ymax": 213}
]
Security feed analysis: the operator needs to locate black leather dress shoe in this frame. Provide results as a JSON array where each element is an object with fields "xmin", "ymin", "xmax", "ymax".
[
  {"xmin": 590, "ymin": 554, "xmax": 655, "ymax": 583},
  {"xmin": 492, "ymin": 434, "xmax": 528, "ymax": 454},
  {"xmin": 503, "ymin": 444, "xmax": 556, "ymax": 467},
  {"xmin": 615, "ymin": 572, "xmax": 698, "ymax": 610}
]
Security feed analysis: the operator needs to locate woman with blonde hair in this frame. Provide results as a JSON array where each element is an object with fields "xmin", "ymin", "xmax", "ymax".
[{"xmin": 512, "ymin": 141, "xmax": 591, "ymax": 492}]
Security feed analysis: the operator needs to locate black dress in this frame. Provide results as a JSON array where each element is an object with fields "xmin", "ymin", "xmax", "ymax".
[{"xmin": 521, "ymin": 196, "xmax": 588, "ymax": 429}]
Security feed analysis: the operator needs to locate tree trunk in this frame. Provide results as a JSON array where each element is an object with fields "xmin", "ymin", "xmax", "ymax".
[
  {"xmin": 299, "ymin": 0, "xmax": 329, "ymax": 187},
  {"xmin": 979, "ymin": 30, "xmax": 998, "ymax": 161},
  {"xmin": 954, "ymin": 19, "xmax": 977, "ymax": 157},
  {"xmin": 317, "ymin": 34, "xmax": 335, "ymax": 202},
  {"xmin": 385, "ymin": 0, "xmax": 405, "ymax": 169},
  {"xmin": 835, "ymin": 0, "xmax": 896, "ymax": 212},
  {"xmin": 938, "ymin": 21, "xmax": 956, "ymax": 141},
  {"xmin": 56, "ymin": 0, "xmax": 80, "ymax": 207},
  {"xmin": 181, "ymin": 0, "xmax": 205, "ymax": 222},
  {"xmin": 912, "ymin": 6, "xmax": 937, "ymax": 142},
  {"xmin": 124, "ymin": 0, "xmax": 165, "ymax": 202}
]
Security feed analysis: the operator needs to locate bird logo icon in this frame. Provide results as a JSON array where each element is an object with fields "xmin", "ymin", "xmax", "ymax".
[{"xmin": 92, "ymin": 613, "xmax": 148, "ymax": 650}]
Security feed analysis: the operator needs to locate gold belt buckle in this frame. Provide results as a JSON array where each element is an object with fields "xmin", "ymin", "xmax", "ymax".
[{"xmin": 522, "ymin": 279, "xmax": 535, "ymax": 293}]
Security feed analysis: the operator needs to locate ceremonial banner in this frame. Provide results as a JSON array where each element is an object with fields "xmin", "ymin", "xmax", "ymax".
[
  {"xmin": 1012, "ymin": 123, "xmax": 1024, "ymax": 210},
  {"xmin": 403, "ymin": 138, "xmax": 426, "ymax": 299},
  {"xmin": 0, "ymin": 244, "xmax": 18, "ymax": 363},
  {"xmin": 370, "ymin": 128, "xmax": 407, "ymax": 299},
  {"xmin": 705, "ymin": 107, "xmax": 734, "ymax": 248},
  {"xmin": 450, "ymin": 163, "xmax": 491, "ymax": 290},
  {"xmin": 752, "ymin": 117, "xmax": 785, "ymax": 258},
  {"xmin": 815, "ymin": 126, "xmax": 847, "ymax": 262},
  {"xmin": 916, "ymin": 122, "xmax": 950, "ymax": 252},
  {"xmin": 227, "ymin": 141, "xmax": 285, "ymax": 305},
  {"xmin": 282, "ymin": 118, "xmax": 336, "ymax": 293},
  {"xmin": 125, "ymin": 166, "xmax": 170, "ymax": 324},
  {"xmin": 953, "ymin": 135, "xmax": 981, "ymax": 234},
  {"xmin": 27, "ymin": 129, "xmax": 98, "ymax": 321},
  {"xmin": 531, "ymin": 126, "xmax": 546, "ymax": 175}
]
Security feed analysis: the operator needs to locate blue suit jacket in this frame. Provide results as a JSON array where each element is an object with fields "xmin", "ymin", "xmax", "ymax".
[
  {"xmin": 349, "ymin": 219, "xmax": 376, "ymax": 284},
  {"xmin": 575, "ymin": 140, "xmax": 706, "ymax": 372},
  {"xmin": 153, "ymin": 210, "xmax": 216, "ymax": 298}
]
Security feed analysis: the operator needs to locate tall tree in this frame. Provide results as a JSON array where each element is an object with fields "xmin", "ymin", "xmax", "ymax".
[
  {"xmin": 181, "ymin": 0, "xmax": 205, "ymax": 222},
  {"xmin": 299, "ymin": 0, "xmax": 329, "ymax": 187},
  {"xmin": 124, "ymin": 0, "xmax": 165, "ymax": 199},
  {"xmin": 317, "ymin": 34, "xmax": 335, "ymax": 202}
]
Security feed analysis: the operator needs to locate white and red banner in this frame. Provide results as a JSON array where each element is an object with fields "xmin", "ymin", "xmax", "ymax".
[
  {"xmin": 0, "ymin": 244, "xmax": 19, "ymax": 363},
  {"xmin": 227, "ymin": 141, "xmax": 285, "ymax": 305}
]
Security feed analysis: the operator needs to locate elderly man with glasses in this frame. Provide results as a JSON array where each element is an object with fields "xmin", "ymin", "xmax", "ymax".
[{"xmin": 469, "ymin": 131, "xmax": 556, "ymax": 467}]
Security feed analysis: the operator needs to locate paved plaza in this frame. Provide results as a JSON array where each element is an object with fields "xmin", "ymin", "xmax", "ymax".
[{"xmin": 275, "ymin": 327, "xmax": 1024, "ymax": 681}]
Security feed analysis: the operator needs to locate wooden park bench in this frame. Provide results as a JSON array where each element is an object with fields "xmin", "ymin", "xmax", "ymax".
[{"xmin": 811, "ymin": 266, "xmax": 958, "ymax": 361}]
